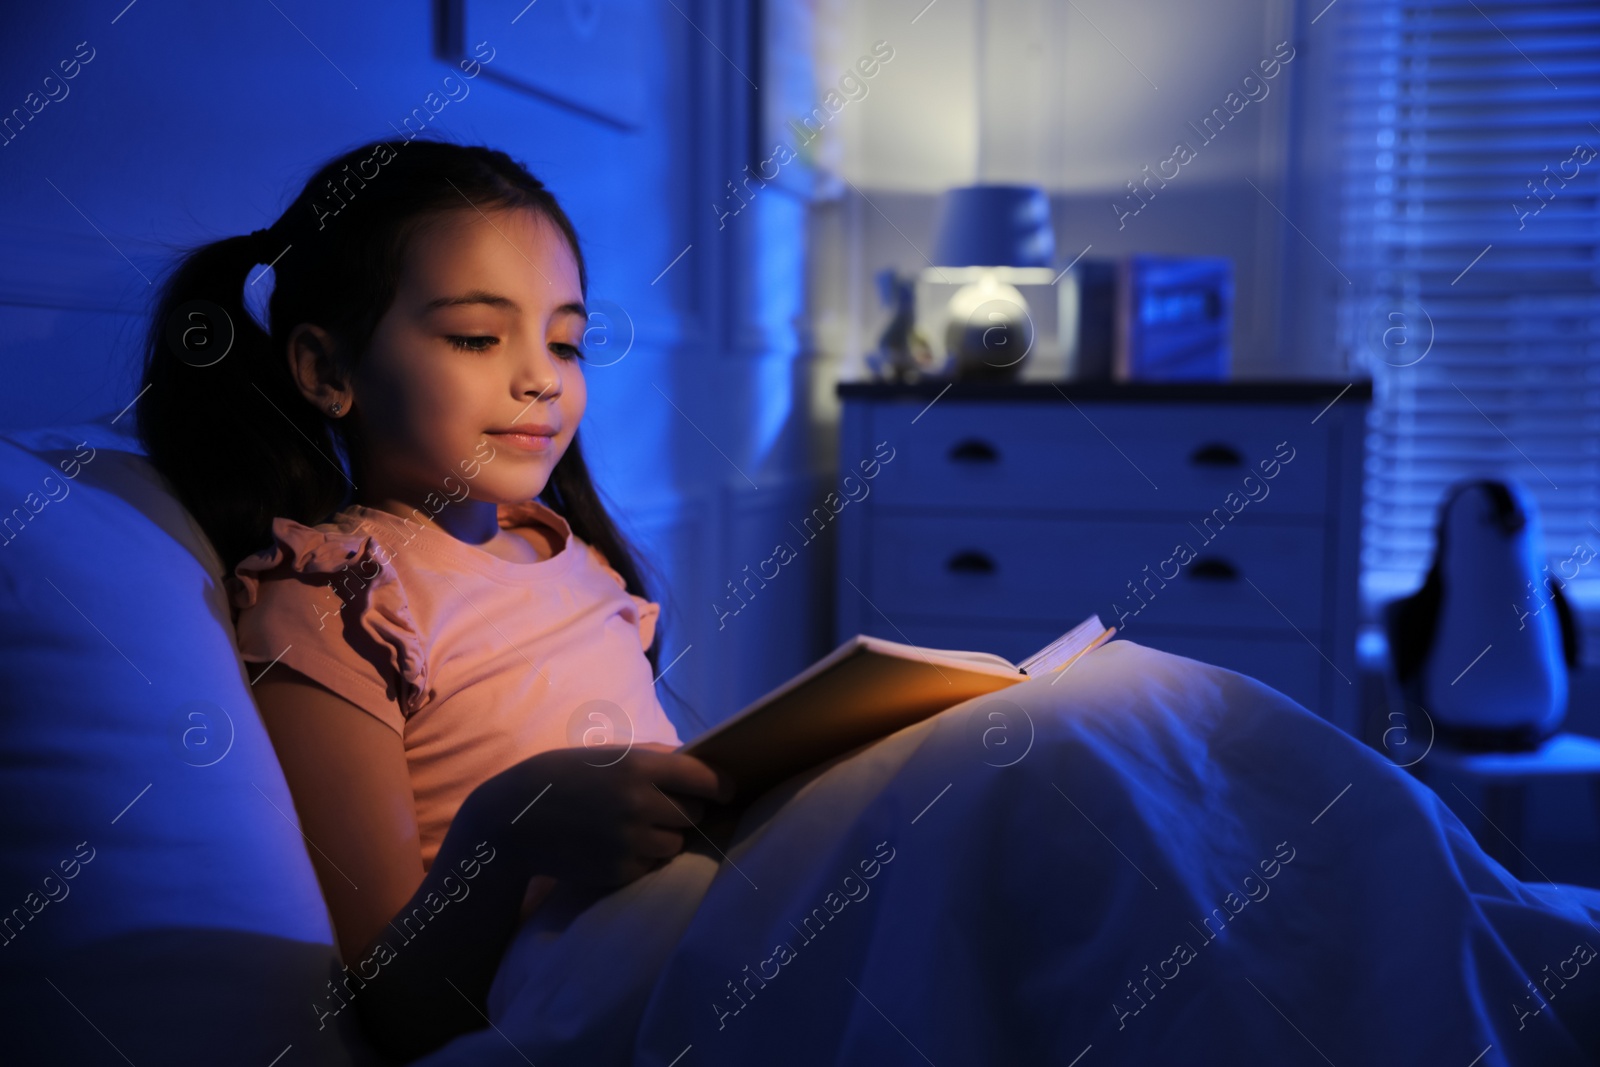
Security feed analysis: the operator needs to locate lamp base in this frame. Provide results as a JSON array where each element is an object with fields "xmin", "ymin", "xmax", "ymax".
[{"xmin": 943, "ymin": 275, "xmax": 1034, "ymax": 381}]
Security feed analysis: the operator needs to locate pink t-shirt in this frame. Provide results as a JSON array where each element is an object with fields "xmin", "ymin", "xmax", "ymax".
[{"xmin": 225, "ymin": 499, "xmax": 681, "ymax": 871}]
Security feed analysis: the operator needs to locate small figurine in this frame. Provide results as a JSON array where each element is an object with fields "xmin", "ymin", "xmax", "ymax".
[{"xmin": 865, "ymin": 268, "xmax": 936, "ymax": 383}]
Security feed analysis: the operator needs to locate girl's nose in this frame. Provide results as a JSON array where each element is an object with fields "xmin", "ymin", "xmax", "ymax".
[{"xmin": 520, "ymin": 351, "xmax": 562, "ymax": 401}]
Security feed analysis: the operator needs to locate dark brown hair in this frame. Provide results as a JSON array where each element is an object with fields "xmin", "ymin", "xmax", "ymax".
[{"xmin": 135, "ymin": 137, "xmax": 675, "ymax": 686}]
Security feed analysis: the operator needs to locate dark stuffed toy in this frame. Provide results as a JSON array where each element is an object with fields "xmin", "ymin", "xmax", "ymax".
[{"xmin": 1388, "ymin": 479, "xmax": 1579, "ymax": 750}]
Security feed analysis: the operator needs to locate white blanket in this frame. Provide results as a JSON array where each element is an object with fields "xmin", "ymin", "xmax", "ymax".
[{"xmin": 416, "ymin": 640, "xmax": 1600, "ymax": 1066}]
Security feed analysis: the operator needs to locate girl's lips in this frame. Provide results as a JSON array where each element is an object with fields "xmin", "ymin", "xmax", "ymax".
[{"xmin": 488, "ymin": 431, "xmax": 555, "ymax": 452}]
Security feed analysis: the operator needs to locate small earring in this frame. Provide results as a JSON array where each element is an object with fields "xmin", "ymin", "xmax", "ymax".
[{"xmin": 328, "ymin": 402, "xmax": 342, "ymax": 416}]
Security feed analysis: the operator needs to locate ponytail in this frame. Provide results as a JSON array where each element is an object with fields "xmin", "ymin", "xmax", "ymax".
[{"xmin": 137, "ymin": 229, "xmax": 351, "ymax": 575}]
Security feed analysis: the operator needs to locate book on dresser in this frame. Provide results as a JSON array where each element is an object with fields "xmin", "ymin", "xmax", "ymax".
[{"xmin": 681, "ymin": 615, "xmax": 1114, "ymax": 803}]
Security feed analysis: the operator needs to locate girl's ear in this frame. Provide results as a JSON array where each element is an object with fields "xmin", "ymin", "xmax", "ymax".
[{"xmin": 285, "ymin": 323, "xmax": 351, "ymax": 416}]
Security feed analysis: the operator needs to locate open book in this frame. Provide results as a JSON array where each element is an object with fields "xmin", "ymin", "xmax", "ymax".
[{"xmin": 681, "ymin": 615, "xmax": 1114, "ymax": 803}]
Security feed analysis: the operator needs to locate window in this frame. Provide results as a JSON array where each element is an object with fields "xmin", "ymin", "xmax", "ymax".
[{"xmin": 1336, "ymin": 0, "xmax": 1600, "ymax": 647}]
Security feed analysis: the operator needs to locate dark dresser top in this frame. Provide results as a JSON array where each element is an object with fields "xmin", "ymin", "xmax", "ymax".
[{"xmin": 836, "ymin": 380, "xmax": 1373, "ymax": 403}]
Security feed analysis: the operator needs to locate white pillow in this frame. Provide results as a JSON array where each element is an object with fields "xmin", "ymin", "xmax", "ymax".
[{"xmin": 0, "ymin": 418, "xmax": 386, "ymax": 1065}]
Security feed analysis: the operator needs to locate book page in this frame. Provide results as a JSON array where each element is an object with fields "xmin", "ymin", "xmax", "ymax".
[
  {"xmin": 858, "ymin": 635, "xmax": 1018, "ymax": 672},
  {"xmin": 1017, "ymin": 615, "xmax": 1106, "ymax": 676}
]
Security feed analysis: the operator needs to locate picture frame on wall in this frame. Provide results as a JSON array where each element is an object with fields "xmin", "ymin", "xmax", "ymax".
[{"xmin": 436, "ymin": 0, "xmax": 646, "ymax": 130}]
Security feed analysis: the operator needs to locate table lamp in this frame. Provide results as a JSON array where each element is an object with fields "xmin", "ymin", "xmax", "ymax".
[{"xmin": 930, "ymin": 184, "xmax": 1056, "ymax": 380}]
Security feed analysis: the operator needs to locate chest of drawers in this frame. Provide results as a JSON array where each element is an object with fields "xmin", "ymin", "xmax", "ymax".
[{"xmin": 835, "ymin": 380, "xmax": 1370, "ymax": 735}]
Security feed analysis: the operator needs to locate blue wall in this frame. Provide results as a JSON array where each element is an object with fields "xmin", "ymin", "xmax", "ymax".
[{"xmin": 0, "ymin": 0, "xmax": 827, "ymax": 733}]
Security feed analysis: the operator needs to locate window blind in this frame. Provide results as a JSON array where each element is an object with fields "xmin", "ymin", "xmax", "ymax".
[{"xmin": 1336, "ymin": 0, "xmax": 1600, "ymax": 639}]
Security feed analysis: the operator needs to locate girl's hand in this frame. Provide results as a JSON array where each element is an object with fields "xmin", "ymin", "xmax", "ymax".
[{"xmin": 471, "ymin": 741, "xmax": 733, "ymax": 890}]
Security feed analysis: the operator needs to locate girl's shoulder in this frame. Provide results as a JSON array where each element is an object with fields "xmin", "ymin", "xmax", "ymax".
[
  {"xmin": 226, "ymin": 510, "xmax": 387, "ymax": 597},
  {"xmin": 225, "ymin": 508, "xmax": 431, "ymax": 719},
  {"xmin": 224, "ymin": 507, "xmax": 410, "ymax": 608}
]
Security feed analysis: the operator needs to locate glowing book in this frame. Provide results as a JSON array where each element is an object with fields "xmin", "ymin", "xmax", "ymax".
[{"xmin": 683, "ymin": 615, "xmax": 1114, "ymax": 803}]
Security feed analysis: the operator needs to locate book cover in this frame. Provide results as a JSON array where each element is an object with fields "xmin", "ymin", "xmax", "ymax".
[{"xmin": 682, "ymin": 616, "xmax": 1113, "ymax": 803}]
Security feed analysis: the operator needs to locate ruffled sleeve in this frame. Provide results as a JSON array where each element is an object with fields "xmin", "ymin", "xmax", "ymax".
[
  {"xmin": 583, "ymin": 542, "xmax": 661, "ymax": 653},
  {"xmin": 225, "ymin": 516, "xmax": 432, "ymax": 734}
]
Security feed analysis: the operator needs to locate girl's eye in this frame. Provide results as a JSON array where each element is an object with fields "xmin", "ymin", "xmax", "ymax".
[{"xmin": 447, "ymin": 336, "xmax": 583, "ymax": 361}]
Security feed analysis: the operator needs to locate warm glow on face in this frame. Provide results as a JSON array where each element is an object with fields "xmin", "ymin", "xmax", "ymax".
[{"xmin": 352, "ymin": 206, "xmax": 588, "ymax": 510}]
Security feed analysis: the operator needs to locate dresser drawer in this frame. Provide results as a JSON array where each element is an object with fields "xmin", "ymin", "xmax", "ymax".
[
  {"xmin": 866, "ymin": 513, "xmax": 1326, "ymax": 634},
  {"xmin": 871, "ymin": 401, "xmax": 1327, "ymax": 516}
]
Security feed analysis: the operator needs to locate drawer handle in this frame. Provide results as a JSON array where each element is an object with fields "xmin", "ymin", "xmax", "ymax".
[
  {"xmin": 948, "ymin": 438, "xmax": 1000, "ymax": 464},
  {"xmin": 1186, "ymin": 558, "xmax": 1240, "ymax": 581},
  {"xmin": 945, "ymin": 550, "xmax": 997, "ymax": 574},
  {"xmin": 1189, "ymin": 443, "xmax": 1243, "ymax": 467}
]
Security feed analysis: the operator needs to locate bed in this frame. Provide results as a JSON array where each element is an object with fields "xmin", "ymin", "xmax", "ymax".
[{"xmin": 3, "ymin": 418, "xmax": 1596, "ymax": 1066}]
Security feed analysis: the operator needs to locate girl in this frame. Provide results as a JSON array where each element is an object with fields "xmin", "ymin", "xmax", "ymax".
[{"xmin": 135, "ymin": 138, "xmax": 731, "ymax": 1061}]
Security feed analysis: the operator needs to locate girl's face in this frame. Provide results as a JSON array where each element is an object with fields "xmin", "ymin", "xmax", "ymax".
[{"xmin": 351, "ymin": 205, "xmax": 588, "ymax": 510}]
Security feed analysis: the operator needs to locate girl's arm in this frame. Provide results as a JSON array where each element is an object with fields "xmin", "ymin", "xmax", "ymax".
[
  {"xmin": 252, "ymin": 665, "xmax": 730, "ymax": 1061},
  {"xmin": 250, "ymin": 666, "xmax": 430, "ymax": 966},
  {"xmin": 252, "ymin": 666, "xmax": 530, "ymax": 1056}
]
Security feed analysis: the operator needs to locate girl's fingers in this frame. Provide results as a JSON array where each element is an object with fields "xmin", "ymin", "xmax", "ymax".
[
  {"xmin": 633, "ymin": 778, "xmax": 702, "ymax": 826},
  {"xmin": 645, "ymin": 792, "xmax": 704, "ymax": 828},
  {"xmin": 635, "ymin": 826, "xmax": 685, "ymax": 860},
  {"xmin": 644, "ymin": 751, "xmax": 730, "ymax": 802}
]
